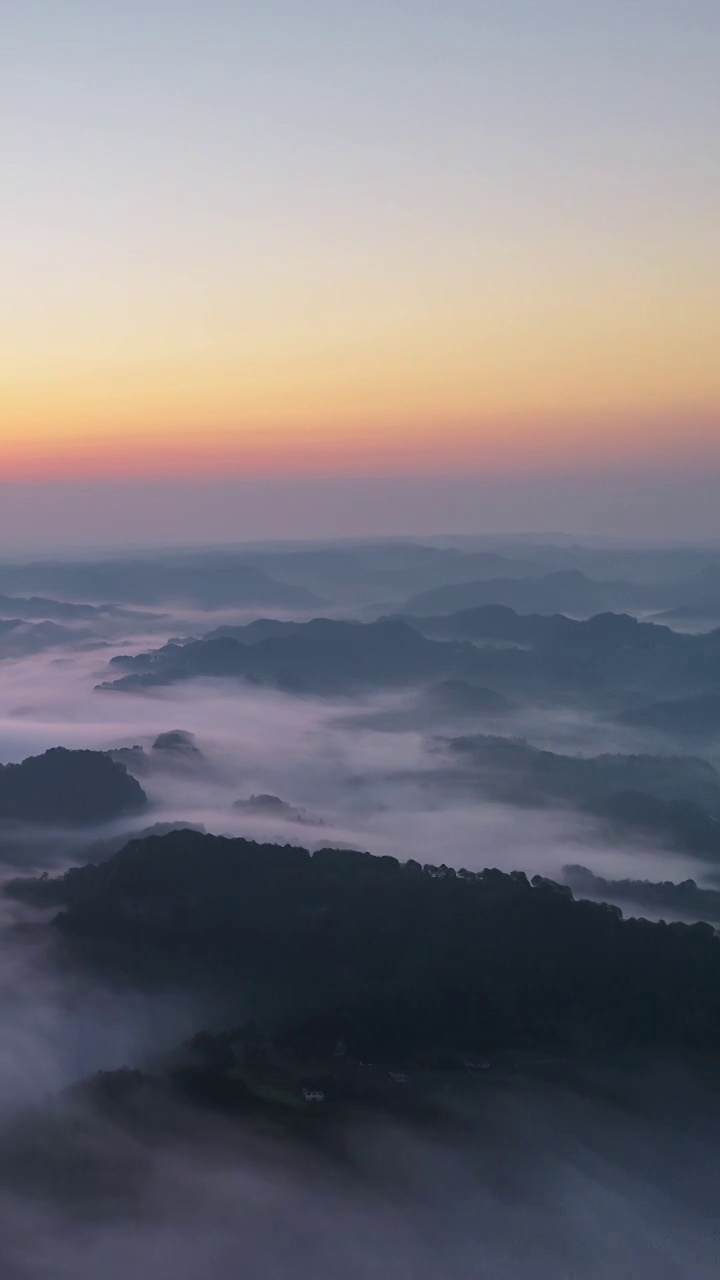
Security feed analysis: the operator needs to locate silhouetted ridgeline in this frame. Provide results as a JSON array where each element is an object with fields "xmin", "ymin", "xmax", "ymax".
[
  {"xmin": 100, "ymin": 619, "xmax": 476, "ymax": 694},
  {"xmin": 7, "ymin": 830, "xmax": 720, "ymax": 1057},
  {"xmin": 0, "ymin": 748, "xmax": 147, "ymax": 825},
  {"xmin": 97, "ymin": 608, "xmax": 720, "ymax": 707},
  {"xmin": 405, "ymin": 602, "xmax": 668, "ymax": 644}
]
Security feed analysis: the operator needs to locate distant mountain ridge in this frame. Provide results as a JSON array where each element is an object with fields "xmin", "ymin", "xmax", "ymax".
[
  {"xmin": 239, "ymin": 542, "xmax": 542, "ymax": 603},
  {"xmin": 98, "ymin": 606, "xmax": 720, "ymax": 706},
  {"xmin": 0, "ymin": 594, "xmax": 100, "ymax": 621},
  {"xmin": 0, "ymin": 557, "xmax": 323, "ymax": 610},
  {"xmin": 0, "ymin": 618, "xmax": 95, "ymax": 658},
  {"xmin": 403, "ymin": 570, "xmax": 666, "ymax": 617},
  {"xmin": 402, "ymin": 602, "xmax": 670, "ymax": 644},
  {"xmin": 101, "ymin": 619, "xmax": 470, "ymax": 694}
]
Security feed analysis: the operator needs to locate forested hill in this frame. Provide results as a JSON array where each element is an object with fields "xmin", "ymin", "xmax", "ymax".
[
  {"xmin": 0, "ymin": 747, "xmax": 147, "ymax": 825},
  {"xmin": 8, "ymin": 830, "xmax": 720, "ymax": 1058},
  {"xmin": 100, "ymin": 619, "xmax": 470, "ymax": 694}
]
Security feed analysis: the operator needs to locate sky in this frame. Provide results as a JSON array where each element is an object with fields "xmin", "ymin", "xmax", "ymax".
[{"xmin": 2, "ymin": 0, "xmax": 719, "ymax": 544}]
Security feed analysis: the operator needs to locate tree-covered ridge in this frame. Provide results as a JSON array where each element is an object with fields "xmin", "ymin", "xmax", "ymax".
[
  {"xmin": 8, "ymin": 831, "xmax": 720, "ymax": 1057},
  {"xmin": 98, "ymin": 607, "xmax": 720, "ymax": 706},
  {"xmin": 0, "ymin": 748, "xmax": 147, "ymax": 825},
  {"xmin": 99, "ymin": 619, "xmax": 476, "ymax": 694}
]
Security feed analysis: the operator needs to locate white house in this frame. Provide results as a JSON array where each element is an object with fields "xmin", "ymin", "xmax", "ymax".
[{"xmin": 302, "ymin": 1087, "xmax": 326, "ymax": 1104}]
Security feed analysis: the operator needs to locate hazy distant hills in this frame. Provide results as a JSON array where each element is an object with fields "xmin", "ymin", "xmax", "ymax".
[
  {"xmin": 403, "ymin": 570, "xmax": 667, "ymax": 617},
  {"xmin": 239, "ymin": 542, "xmax": 542, "ymax": 603},
  {"xmin": 0, "ymin": 598, "xmax": 169, "ymax": 657},
  {"xmin": 614, "ymin": 694, "xmax": 720, "ymax": 740},
  {"xmin": 402, "ymin": 557, "xmax": 720, "ymax": 621},
  {"xmin": 0, "ymin": 618, "xmax": 95, "ymax": 658},
  {"xmin": 240, "ymin": 539, "xmax": 720, "ymax": 608},
  {"xmin": 0, "ymin": 747, "xmax": 147, "ymax": 825},
  {"xmin": 433, "ymin": 733, "xmax": 720, "ymax": 863},
  {"xmin": 0, "ymin": 556, "xmax": 323, "ymax": 610},
  {"xmin": 443, "ymin": 733, "xmax": 720, "ymax": 812},
  {"xmin": 2, "ymin": 541, "xmax": 720, "ymax": 616},
  {"xmin": 0, "ymin": 594, "xmax": 104, "ymax": 621}
]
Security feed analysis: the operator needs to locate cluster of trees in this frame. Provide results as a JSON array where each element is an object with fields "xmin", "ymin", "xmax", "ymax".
[
  {"xmin": 232, "ymin": 794, "xmax": 321, "ymax": 825},
  {"xmin": 8, "ymin": 831, "xmax": 720, "ymax": 1058}
]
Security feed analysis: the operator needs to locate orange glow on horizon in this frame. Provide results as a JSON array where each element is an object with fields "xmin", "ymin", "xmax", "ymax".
[
  {"xmin": 4, "ymin": 1, "xmax": 719, "ymax": 493},
  {"xmin": 4, "ymin": 228, "xmax": 718, "ymax": 484},
  {"xmin": 3, "ymin": 407, "xmax": 719, "ymax": 483},
  {"xmin": 4, "ymin": 216, "xmax": 718, "ymax": 484}
]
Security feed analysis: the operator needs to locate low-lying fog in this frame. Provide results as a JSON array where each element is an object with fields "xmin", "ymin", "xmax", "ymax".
[
  {"xmin": 2, "ymin": 598, "xmax": 720, "ymax": 1278},
  {"xmin": 3, "ymin": 1069, "xmax": 720, "ymax": 1280},
  {"xmin": 0, "ymin": 628, "xmax": 703, "ymax": 889},
  {"xmin": 0, "ymin": 613, "xmax": 704, "ymax": 1093}
]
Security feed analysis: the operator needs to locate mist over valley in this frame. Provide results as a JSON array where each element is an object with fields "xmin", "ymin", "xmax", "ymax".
[{"xmin": 0, "ymin": 536, "xmax": 719, "ymax": 1275}]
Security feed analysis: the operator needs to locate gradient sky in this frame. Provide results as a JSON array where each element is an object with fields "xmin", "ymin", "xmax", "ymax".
[{"xmin": 2, "ymin": 1, "xmax": 719, "ymax": 541}]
